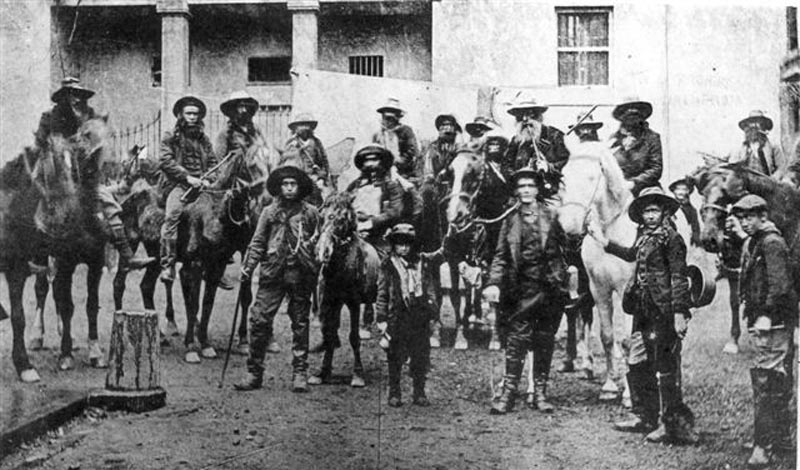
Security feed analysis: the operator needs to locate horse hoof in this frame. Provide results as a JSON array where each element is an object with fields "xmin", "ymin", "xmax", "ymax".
[
  {"xmin": 266, "ymin": 339, "xmax": 281, "ymax": 354},
  {"xmin": 185, "ymin": 351, "xmax": 201, "ymax": 363},
  {"xmin": 29, "ymin": 337, "xmax": 45, "ymax": 351},
  {"xmin": 350, "ymin": 375, "xmax": 366, "ymax": 388},
  {"xmin": 488, "ymin": 339, "xmax": 501, "ymax": 351},
  {"xmin": 722, "ymin": 342, "xmax": 739, "ymax": 355},
  {"xmin": 359, "ymin": 328, "xmax": 372, "ymax": 341},
  {"xmin": 200, "ymin": 346, "xmax": 217, "ymax": 359},
  {"xmin": 454, "ymin": 330, "xmax": 468, "ymax": 350},
  {"xmin": 58, "ymin": 356, "xmax": 75, "ymax": 371},
  {"xmin": 430, "ymin": 336, "xmax": 441, "ymax": 349},
  {"xmin": 599, "ymin": 391, "xmax": 618, "ymax": 401},
  {"xmin": 20, "ymin": 368, "xmax": 41, "ymax": 383},
  {"xmin": 582, "ymin": 368, "xmax": 595, "ymax": 381},
  {"xmin": 166, "ymin": 321, "xmax": 180, "ymax": 337},
  {"xmin": 90, "ymin": 357, "xmax": 109, "ymax": 369}
]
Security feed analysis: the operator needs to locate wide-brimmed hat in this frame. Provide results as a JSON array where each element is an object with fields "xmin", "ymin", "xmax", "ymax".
[
  {"xmin": 266, "ymin": 165, "xmax": 313, "ymax": 199},
  {"xmin": 628, "ymin": 186, "xmax": 680, "ymax": 224},
  {"xmin": 465, "ymin": 116, "xmax": 497, "ymax": 136},
  {"xmin": 483, "ymin": 130, "xmax": 510, "ymax": 148},
  {"xmin": 612, "ymin": 99, "xmax": 653, "ymax": 121},
  {"xmin": 377, "ymin": 98, "xmax": 404, "ymax": 117},
  {"xmin": 738, "ymin": 110, "xmax": 773, "ymax": 131},
  {"xmin": 172, "ymin": 96, "xmax": 207, "ymax": 119},
  {"xmin": 511, "ymin": 167, "xmax": 543, "ymax": 186},
  {"xmin": 668, "ymin": 177, "xmax": 694, "ymax": 193},
  {"xmin": 434, "ymin": 113, "xmax": 462, "ymax": 133},
  {"xmin": 687, "ymin": 264, "xmax": 716, "ymax": 308},
  {"xmin": 353, "ymin": 144, "xmax": 393, "ymax": 170},
  {"xmin": 288, "ymin": 112, "xmax": 318, "ymax": 131},
  {"xmin": 220, "ymin": 91, "xmax": 259, "ymax": 118},
  {"xmin": 568, "ymin": 111, "xmax": 603, "ymax": 131},
  {"xmin": 507, "ymin": 99, "xmax": 549, "ymax": 117},
  {"xmin": 51, "ymin": 77, "xmax": 95, "ymax": 103},
  {"xmin": 731, "ymin": 194, "xmax": 768, "ymax": 215},
  {"xmin": 385, "ymin": 223, "xmax": 416, "ymax": 244}
]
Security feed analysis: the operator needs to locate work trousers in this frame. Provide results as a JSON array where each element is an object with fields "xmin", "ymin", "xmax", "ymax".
[
  {"xmin": 502, "ymin": 296, "xmax": 563, "ymax": 391},
  {"xmin": 161, "ymin": 186, "xmax": 187, "ymax": 240}
]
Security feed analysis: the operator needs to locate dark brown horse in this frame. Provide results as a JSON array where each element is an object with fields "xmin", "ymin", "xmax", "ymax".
[
  {"xmin": 115, "ymin": 148, "xmax": 265, "ymax": 363},
  {"xmin": 314, "ymin": 191, "xmax": 379, "ymax": 387}
]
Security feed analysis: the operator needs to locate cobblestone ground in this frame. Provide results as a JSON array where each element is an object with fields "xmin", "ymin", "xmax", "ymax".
[{"xmin": 1, "ymin": 261, "xmax": 796, "ymax": 470}]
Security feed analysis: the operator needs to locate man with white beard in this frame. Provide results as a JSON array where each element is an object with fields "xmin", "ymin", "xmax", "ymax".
[{"xmin": 504, "ymin": 99, "xmax": 569, "ymax": 177}]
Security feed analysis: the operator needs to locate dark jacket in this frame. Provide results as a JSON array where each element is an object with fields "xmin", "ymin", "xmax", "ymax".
[
  {"xmin": 375, "ymin": 256, "xmax": 438, "ymax": 338},
  {"xmin": 505, "ymin": 125, "xmax": 570, "ymax": 173},
  {"xmin": 346, "ymin": 174, "xmax": 405, "ymax": 236},
  {"xmin": 373, "ymin": 124, "xmax": 419, "ymax": 178},
  {"xmin": 739, "ymin": 221, "xmax": 797, "ymax": 328},
  {"xmin": 610, "ymin": 125, "xmax": 663, "ymax": 196},
  {"xmin": 281, "ymin": 135, "xmax": 331, "ymax": 184},
  {"xmin": 34, "ymin": 105, "xmax": 97, "ymax": 150},
  {"xmin": 418, "ymin": 138, "xmax": 458, "ymax": 178},
  {"xmin": 606, "ymin": 222, "xmax": 691, "ymax": 318},
  {"xmin": 242, "ymin": 200, "xmax": 320, "ymax": 280},
  {"xmin": 678, "ymin": 202, "xmax": 701, "ymax": 247},
  {"xmin": 159, "ymin": 129, "xmax": 216, "ymax": 191},
  {"xmin": 487, "ymin": 205, "xmax": 569, "ymax": 307}
]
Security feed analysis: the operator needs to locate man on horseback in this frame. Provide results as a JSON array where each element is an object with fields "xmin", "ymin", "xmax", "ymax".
[
  {"xmin": 420, "ymin": 114, "xmax": 462, "ymax": 180},
  {"xmin": 609, "ymin": 99, "xmax": 662, "ymax": 196},
  {"xmin": 483, "ymin": 168, "xmax": 569, "ymax": 415},
  {"xmin": 346, "ymin": 144, "xmax": 405, "ymax": 257},
  {"xmin": 235, "ymin": 166, "xmax": 320, "ymax": 392},
  {"xmin": 33, "ymin": 77, "xmax": 154, "ymax": 272},
  {"xmin": 282, "ymin": 112, "xmax": 331, "ymax": 206},
  {"xmin": 726, "ymin": 110, "xmax": 786, "ymax": 177},
  {"xmin": 215, "ymin": 91, "xmax": 271, "ymax": 183},
  {"xmin": 504, "ymin": 99, "xmax": 569, "ymax": 174},
  {"xmin": 589, "ymin": 186, "xmax": 697, "ymax": 444},
  {"xmin": 465, "ymin": 115, "xmax": 498, "ymax": 151},
  {"xmin": 372, "ymin": 98, "xmax": 419, "ymax": 180},
  {"xmin": 158, "ymin": 96, "xmax": 217, "ymax": 283}
]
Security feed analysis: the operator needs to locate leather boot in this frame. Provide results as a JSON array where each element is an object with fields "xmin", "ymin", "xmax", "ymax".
[
  {"xmin": 108, "ymin": 217, "xmax": 155, "ymax": 271},
  {"xmin": 748, "ymin": 368, "xmax": 775, "ymax": 466},
  {"xmin": 292, "ymin": 372, "xmax": 309, "ymax": 393},
  {"xmin": 615, "ymin": 363, "xmax": 658, "ymax": 433},
  {"xmin": 530, "ymin": 377, "xmax": 555, "ymax": 412},
  {"xmin": 308, "ymin": 349, "xmax": 333, "ymax": 385},
  {"xmin": 490, "ymin": 387, "xmax": 515, "ymax": 415},
  {"xmin": 491, "ymin": 356, "xmax": 522, "ymax": 415},
  {"xmin": 160, "ymin": 237, "xmax": 177, "ymax": 282},
  {"xmin": 388, "ymin": 358, "xmax": 402, "ymax": 407},
  {"xmin": 233, "ymin": 361, "xmax": 263, "ymax": 391},
  {"xmin": 412, "ymin": 376, "xmax": 430, "ymax": 406},
  {"xmin": 646, "ymin": 373, "xmax": 691, "ymax": 444}
]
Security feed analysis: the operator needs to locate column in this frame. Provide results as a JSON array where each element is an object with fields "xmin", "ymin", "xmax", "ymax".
[
  {"xmin": 157, "ymin": 0, "xmax": 190, "ymax": 123},
  {"xmin": 288, "ymin": 0, "xmax": 319, "ymax": 72}
]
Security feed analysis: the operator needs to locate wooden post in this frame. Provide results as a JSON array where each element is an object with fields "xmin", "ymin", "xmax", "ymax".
[{"xmin": 89, "ymin": 311, "xmax": 166, "ymax": 412}]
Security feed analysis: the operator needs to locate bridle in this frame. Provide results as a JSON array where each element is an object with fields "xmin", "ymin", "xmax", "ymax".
[{"xmin": 558, "ymin": 154, "xmax": 625, "ymax": 233}]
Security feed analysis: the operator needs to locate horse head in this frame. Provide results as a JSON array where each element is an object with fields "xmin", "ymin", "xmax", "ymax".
[
  {"xmin": 316, "ymin": 191, "xmax": 357, "ymax": 266},
  {"xmin": 697, "ymin": 163, "xmax": 750, "ymax": 253},
  {"xmin": 446, "ymin": 149, "xmax": 485, "ymax": 229}
]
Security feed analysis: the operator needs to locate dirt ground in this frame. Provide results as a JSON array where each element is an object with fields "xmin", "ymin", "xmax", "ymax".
[{"xmin": 0, "ymin": 262, "xmax": 797, "ymax": 470}]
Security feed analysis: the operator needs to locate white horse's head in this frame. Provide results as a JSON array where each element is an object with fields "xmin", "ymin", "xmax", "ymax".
[{"xmin": 557, "ymin": 142, "xmax": 631, "ymax": 237}]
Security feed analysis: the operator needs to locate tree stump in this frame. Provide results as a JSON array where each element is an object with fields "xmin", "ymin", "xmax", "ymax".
[{"xmin": 89, "ymin": 310, "xmax": 166, "ymax": 413}]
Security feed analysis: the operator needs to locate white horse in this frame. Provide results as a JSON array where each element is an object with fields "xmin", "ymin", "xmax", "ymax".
[{"xmin": 557, "ymin": 140, "xmax": 635, "ymax": 406}]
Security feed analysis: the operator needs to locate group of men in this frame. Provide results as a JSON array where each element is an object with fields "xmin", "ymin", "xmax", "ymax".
[{"xmin": 30, "ymin": 77, "xmax": 795, "ymax": 467}]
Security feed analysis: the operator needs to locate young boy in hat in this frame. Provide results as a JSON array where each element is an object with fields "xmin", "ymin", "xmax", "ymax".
[
  {"xmin": 730, "ymin": 194, "xmax": 796, "ymax": 467},
  {"xmin": 588, "ymin": 186, "xmax": 696, "ymax": 443},
  {"xmin": 235, "ymin": 165, "xmax": 320, "ymax": 393},
  {"xmin": 283, "ymin": 112, "xmax": 331, "ymax": 206},
  {"xmin": 376, "ymin": 223, "xmax": 438, "ymax": 407}
]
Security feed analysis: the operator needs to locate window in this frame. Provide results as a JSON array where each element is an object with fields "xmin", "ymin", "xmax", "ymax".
[
  {"xmin": 151, "ymin": 54, "xmax": 162, "ymax": 88},
  {"xmin": 557, "ymin": 7, "xmax": 611, "ymax": 86},
  {"xmin": 247, "ymin": 56, "xmax": 292, "ymax": 83},
  {"xmin": 349, "ymin": 55, "xmax": 384, "ymax": 77}
]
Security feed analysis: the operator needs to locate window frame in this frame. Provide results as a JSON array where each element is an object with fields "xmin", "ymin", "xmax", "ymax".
[
  {"xmin": 348, "ymin": 55, "xmax": 385, "ymax": 78},
  {"xmin": 247, "ymin": 56, "xmax": 293, "ymax": 85},
  {"xmin": 555, "ymin": 6, "xmax": 613, "ymax": 88}
]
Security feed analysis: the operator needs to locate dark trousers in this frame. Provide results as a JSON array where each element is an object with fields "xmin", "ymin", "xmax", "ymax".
[
  {"xmin": 503, "ymin": 296, "xmax": 563, "ymax": 391},
  {"xmin": 387, "ymin": 322, "xmax": 431, "ymax": 398},
  {"xmin": 248, "ymin": 268, "xmax": 313, "ymax": 374}
]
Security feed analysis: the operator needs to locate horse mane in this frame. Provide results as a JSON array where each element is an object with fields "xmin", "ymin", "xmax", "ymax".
[{"xmin": 0, "ymin": 149, "xmax": 36, "ymax": 191}]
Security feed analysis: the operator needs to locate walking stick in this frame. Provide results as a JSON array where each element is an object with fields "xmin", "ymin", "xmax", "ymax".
[{"xmin": 219, "ymin": 287, "xmax": 243, "ymax": 388}]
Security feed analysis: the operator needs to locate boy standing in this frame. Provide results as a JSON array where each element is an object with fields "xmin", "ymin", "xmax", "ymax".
[
  {"xmin": 730, "ymin": 195, "xmax": 796, "ymax": 467},
  {"xmin": 589, "ymin": 186, "xmax": 696, "ymax": 443},
  {"xmin": 376, "ymin": 223, "xmax": 438, "ymax": 407},
  {"xmin": 235, "ymin": 166, "xmax": 320, "ymax": 393}
]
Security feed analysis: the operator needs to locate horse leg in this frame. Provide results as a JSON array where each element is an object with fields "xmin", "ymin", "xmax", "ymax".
[
  {"xmin": 85, "ymin": 259, "xmax": 107, "ymax": 368},
  {"xmin": 359, "ymin": 303, "xmax": 374, "ymax": 340},
  {"xmin": 8, "ymin": 266, "xmax": 40, "ymax": 382},
  {"xmin": 53, "ymin": 259, "xmax": 76, "ymax": 370},
  {"xmin": 30, "ymin": 272, "xmax": 49, "ymax": 350},
  {"xmin": 576, "ymin": 305, "xmax": 595, "ymax": 380},
  {"xmin": 594, "ymin": 289, "xmax": 619, "ymax": 401},
  {"xmin": 449, "ymin": 264, "xmax": 467, "ymax": 350},
  {"xmin": 180, "ymin": 263, "xmax": 202, "ymax": 363},
  {"xmin": 310, "ymin": 293, "xmax": 341, "ymax": 385},
  {"xmin": 197, "ymin": 262, "xmax": 225, "ymax": 359},
  {"xmin": 558, "ymin": 305, "xmax": 578, "ymax": 373},
  {"xmin": 347, "ymin": 299, "xmax": 365, "ymax": 388}
]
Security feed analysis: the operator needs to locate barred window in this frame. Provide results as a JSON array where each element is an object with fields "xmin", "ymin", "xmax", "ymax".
[
  {"xmin": 349, "ymin": 55, "xmax": 384, "ymax": 77},
  {"xmin": 248, "ymin": 56, "xmax": 292, "ymax": 83},
  {"xmin": 557, "ymin": 7, "xmax": 611, "ymax": 86}
]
